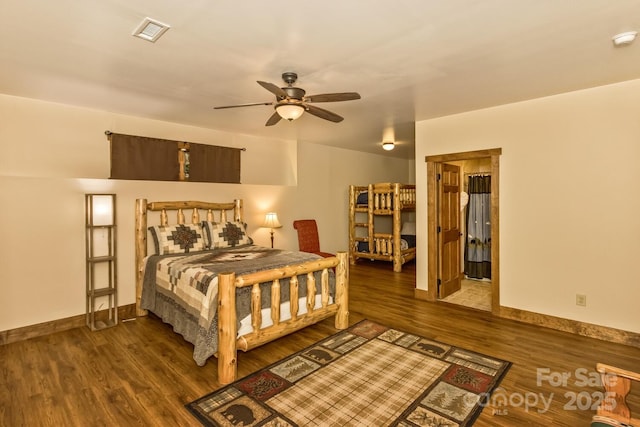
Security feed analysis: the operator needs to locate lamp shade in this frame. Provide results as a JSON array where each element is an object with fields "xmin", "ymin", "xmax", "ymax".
[
  {"xmin": 276, "ymin": 104, "xmax": 305, "ymax": 121},
  {"xmin": 382, "ymin": 142, "xmax": 395, "ymax": 151},
  {"xmin": 86, "ymin": 194, "xmax": 116, "ymax": 226},
  {"xmin": 263, "ymin": 212, "xmax": 282, "ymax": 229}
]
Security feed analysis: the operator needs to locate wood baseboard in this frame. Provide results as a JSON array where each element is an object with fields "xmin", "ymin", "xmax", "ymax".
[
  {"xmin": 0, "ymin": 304, "xmax": 137, "ymax": 345},
  {"xmin": 4, "ymin": 301, "xmax": 639, "ymax": 351},
  {"xmin": 414, "ymin": 287, "xmax": 640, "ymax": 349},
  {"xmin": 499, "ymin": 306, "xmax": 640, "ymax": 349},
  {"xmin": 414, "ymin": 288, "xmax": 435, "ymax": 302}
]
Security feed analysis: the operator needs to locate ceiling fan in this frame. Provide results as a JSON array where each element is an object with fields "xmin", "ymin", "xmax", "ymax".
[{"xmin": 214, "ymin": 72, "xmax": 361, "ymax": 126}]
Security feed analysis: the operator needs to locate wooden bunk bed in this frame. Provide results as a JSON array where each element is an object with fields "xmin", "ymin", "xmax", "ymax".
[
  {"xmin": 349, "ymin": 183, "xmax": 416, "ymax": 272},
  {"xmin": 135, "ymin": 198, "xmax": 349, "ymax": 385}
]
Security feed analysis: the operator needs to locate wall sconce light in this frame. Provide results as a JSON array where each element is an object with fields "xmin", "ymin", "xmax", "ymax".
[
  {"xmin": 382, "ymin": 141, "xmax": 395, "ymax": 151},
  {"xmin": 263, "ymin": 212, "xmax": 282, "ymax": 248},
  {"xmin": 276, "ymin": 104, "xmax": 305, "ymax": 121}
]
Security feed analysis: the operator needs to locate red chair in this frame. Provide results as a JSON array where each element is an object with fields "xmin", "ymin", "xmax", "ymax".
[{"xmin": 293, "ymin": 220, "xmax": 334, "ymax": 258}]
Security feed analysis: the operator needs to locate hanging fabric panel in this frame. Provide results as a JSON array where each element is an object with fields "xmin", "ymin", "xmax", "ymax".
[
  {"xmin": 109, "ymin": 133, "xmax": 179, "ymax": 181},
  {"xmin": 188, "ymin": 143, "xmax": 241, "ymax": 184},
  {"xmin": 464, "ymin": 175, "xmax": 492, "ymax": 279},
  {"xmin": 108, "ymin": 132, "xmax": 241, "ymax": 183}
]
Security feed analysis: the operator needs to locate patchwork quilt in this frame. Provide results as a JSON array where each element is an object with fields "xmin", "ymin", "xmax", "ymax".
[{"xmin": 141, "ymin": 245, "xmax": 332, "ymax": 366}]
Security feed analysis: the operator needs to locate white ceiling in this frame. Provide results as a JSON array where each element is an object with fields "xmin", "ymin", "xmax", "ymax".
[{"xmin": 1, "ymin": 1, "xmax": 639, "ymax": 159}]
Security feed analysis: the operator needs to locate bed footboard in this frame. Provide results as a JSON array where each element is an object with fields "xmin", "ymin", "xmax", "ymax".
[{"xmin": 217, "ymin": 252, "xmax": 349, "ymax": 384}]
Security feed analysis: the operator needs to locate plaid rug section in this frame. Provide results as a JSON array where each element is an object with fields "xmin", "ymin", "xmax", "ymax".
[{"xmin": 186, "ymin": 320, "xmax": 511, "ymax": 426}]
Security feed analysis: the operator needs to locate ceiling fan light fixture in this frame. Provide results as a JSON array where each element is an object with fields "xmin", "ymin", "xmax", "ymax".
[
  {"xmin": 214, "ymin": 72, "xmax": 360, "ymax": 126},
  {"xmin": 382, "ymin": 142, "xmax": 395, "ymax": 151},
  {"xmin": 276, "ymin": 104, "xmax": 305, "ymax": 121},
  {"xmin": 612, "ymin": 31, "xmax": 637, "ymax": 46}
]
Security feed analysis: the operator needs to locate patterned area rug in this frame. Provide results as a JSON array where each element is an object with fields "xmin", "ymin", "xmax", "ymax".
[{"xmin": 186, "ymin": 320, "xmax": 511, "ymax": 426}]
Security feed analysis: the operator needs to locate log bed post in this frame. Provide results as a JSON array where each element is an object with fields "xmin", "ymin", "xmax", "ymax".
[
  {"xmin": 392, "ymin": 183, "xmax": 403, "ymax": 272},
  {"xmin": 348, "ymin": 185, "xmax": 356, "ymax": 266},
  {"xmin": 234, "ymin": 199, "xmax": 243, "ymax": 222},
  {"xmin": 335, "ymin": 251, "xmax": 349, "ymax": 329},
  {"xmin": 135, "ymin": 198, "xmax": 148, "ymax": 316},
  {"xmin": 218, "ymin": 271, "xmax": 238, "ymax": 385}
]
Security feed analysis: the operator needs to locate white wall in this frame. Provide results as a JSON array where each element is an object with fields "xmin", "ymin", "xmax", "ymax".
[
  {"xmin": 0, "ymin": 94, "xmax": 297, "ymax": 185},
  {"xmin": 415, "ymin": 78, "xmax": 640, "ymax": 333},
  {"xmin": 0, "ymin": 94, "xmax": 412, "ymax": 331},
  {"xmin": 294, "ymin": 141, "xmax": 414, "ymax": 253}
]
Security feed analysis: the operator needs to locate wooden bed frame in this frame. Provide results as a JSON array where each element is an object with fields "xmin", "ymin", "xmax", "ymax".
[
  {"xmin": 349, "ymin": 183, "xmax": 417, "ymax": 272},
  {"xmin": 134, "ymin": 198, "xmax": 349, "ymax": 384}
]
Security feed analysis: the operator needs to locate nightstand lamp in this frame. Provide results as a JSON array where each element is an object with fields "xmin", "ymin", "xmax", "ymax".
[{"xmin": 263, "ymin": 212, "xmax": 282, "ymax": 248}]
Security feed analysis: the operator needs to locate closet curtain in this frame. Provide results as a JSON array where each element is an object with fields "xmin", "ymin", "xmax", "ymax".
[{"xmin": 464, "ymin": 175, "xmax": 491, "ymax": 279}]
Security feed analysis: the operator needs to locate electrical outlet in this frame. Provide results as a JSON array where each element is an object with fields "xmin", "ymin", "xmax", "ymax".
[{"xmin": 576, "ymin": 294, "xmax": 587, "ymax": 307}]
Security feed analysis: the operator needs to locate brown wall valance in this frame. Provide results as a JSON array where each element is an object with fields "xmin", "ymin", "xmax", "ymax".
[
  {"xmin": 188, "ymin": 142, "xmax": 241, "ymax": 183},
  {"xmin": 108, "ymin": 132, "xmax": 241, "ymax": 183}
]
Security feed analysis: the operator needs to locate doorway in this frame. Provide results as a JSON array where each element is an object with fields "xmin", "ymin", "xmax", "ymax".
[{"xmin": 425, "ymin": 149, "xmax": 501, "ymax": 314}]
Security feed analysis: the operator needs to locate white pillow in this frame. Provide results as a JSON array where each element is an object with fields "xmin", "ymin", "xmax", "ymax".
[{"xmin": 401, "ymin": 222, "xmax": 416, "ymax": 235}]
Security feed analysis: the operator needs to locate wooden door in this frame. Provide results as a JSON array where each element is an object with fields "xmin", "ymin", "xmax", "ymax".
[{"xmin": 438, "ymin": 163, "xmax": 462, "ymax": 298}]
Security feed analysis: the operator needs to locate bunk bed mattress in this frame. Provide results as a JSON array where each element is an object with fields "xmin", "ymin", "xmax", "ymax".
[
  {"xmin": 140, "ymin": 244, "xmax": 333, "ymax": 365},
  {"xmin": 356, "ymin": 190, "xmax": 394, "ymax": 209},
  {"xmin": 356, "ymin": 191, "xmax": 368, "ymax": 205},
  {"xmin": 356, "ymin": 235, "xmax": 416, "ymax": 252}
]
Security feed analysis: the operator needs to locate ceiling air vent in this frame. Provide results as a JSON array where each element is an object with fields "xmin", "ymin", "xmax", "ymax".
[{"xmin": 132, "ymin": 17, "xmax": 170, "ymax": 43}]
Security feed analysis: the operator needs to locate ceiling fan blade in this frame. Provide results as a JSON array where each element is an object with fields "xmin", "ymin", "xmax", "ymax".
[
  {"xmin": 214, "ymin": 102, "xmax": 273, "ymax": 109},
  {"xmin": 305, "ymin": 92, "xmax": 361, "ymax": 103},
  {"xmin": 265, "ymin": 111, "xmax": 282, "ymax": 126},
  {"xmin": 257, "ymin": 81, "xmax": 288, "ymax": 99},
  {"xmin": 305, "ymin": 104, "xmax": 344, "ymax": 123}
]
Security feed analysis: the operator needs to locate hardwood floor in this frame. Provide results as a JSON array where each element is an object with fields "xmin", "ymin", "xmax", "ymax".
[{"xmin": 2, "ymin": 260, "xmax": 639, "ymax": 426}]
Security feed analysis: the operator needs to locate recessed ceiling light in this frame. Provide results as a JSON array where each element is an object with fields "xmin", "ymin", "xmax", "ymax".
[
  {"xmin": 612, "ymin": 31, "xmax": 637, "ymax": 46},
  {"xmin": 132, "ymin": 17, "xmax": 170, "ymax": 43}
]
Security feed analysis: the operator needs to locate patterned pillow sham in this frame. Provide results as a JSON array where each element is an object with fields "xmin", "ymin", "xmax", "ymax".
[
  {"xmin": 148, "ymin": 223, "xmax": 206, "ymax": 255},
  {"xmin": 202, "ymin": 221, "xmax": 253, "ymax": 249}
]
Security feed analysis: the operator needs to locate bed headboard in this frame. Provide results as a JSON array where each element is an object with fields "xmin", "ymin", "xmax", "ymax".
[{"xmin": 134, "ymin": 198, "xmax": 243, "ymax": 315}]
